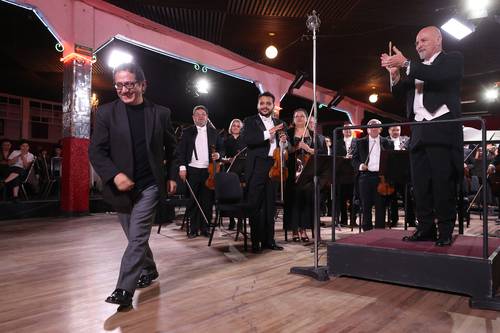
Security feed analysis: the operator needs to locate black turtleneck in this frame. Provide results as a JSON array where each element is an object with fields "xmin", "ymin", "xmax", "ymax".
[{"xmin": 126, "ymin": 103, "xmax": 156, "ymax": 191}]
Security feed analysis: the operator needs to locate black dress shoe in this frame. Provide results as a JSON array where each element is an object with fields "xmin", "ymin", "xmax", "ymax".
[
  {"xmin": 105, "ymin": 289, "xmax": 133, "ymax": 306},
  {"xmin": 264, "ymin": 243, "xmax": 284, "ymax": 251},
  {"xmin": 137, "ymin": 270, "xmax": 159, "ymax": 288},
  {"xmin": 402, "ymin": 230, "xmax": 437, "ymax": 242},
  {"xmin": 435, "ymin": 237, "xmax": 453, "ymax": 247}
]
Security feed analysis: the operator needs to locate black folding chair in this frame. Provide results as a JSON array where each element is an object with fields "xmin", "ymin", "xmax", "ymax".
[{"xmin": 208, "ymin": 172, "xmax": 251, "ymax": 251}]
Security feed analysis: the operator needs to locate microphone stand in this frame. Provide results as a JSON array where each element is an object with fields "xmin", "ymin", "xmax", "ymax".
[{"xmin": 290, "ymin": 10, "xmax": 329, "ymax": 281}]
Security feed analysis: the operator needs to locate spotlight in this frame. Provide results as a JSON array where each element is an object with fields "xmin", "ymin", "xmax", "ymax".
[
  {"xmin": 195, "ymin": 78, "xmax": 210, "ymax": 94},
  {"xmin": 369, "ymin": 93, "xmax": 378, "ymax": 103},
  {"xmin": 108, "ymin": 49, "xmax": 133, "ymax": 69},
  {"xmin": 466, "ymin": 0, "xmax": 489, "ymax": 19},
  {"xmin": 441, "ymin": 18, "xmax": 474, "ymax": 40},
  {"xmin": 288, "ymin": 71, "xmax": 307, "ymax": 93},
  {"xmin": 327, "ymin": 91, "xmax": 344, "ymax": 108},
  {"xmin": 485, "ymin": 88, "xmax": 498, "ymax": 101},
  {"xmin": 265, "ymin": 45, "xmax": 278, "ymax": 59}
]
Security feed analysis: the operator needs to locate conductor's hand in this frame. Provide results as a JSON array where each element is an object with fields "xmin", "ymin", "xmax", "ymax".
[
  {"xmin": 179, "ymin": 169, "xmax": 187, "ymax": 182},
  {"xmin": 269, "ymin": 123, "xmax": 284, "ymax": 135},
  {"xmin": 380, "ymin": 46, "xmax": 407, "ymax": 68},
  {"xmin": 114, "ymin": 172, "xmax": 135, "ymax": 192},
  {"xmin": 167, "ymin": 180, "xmax": 177, "ymax": 195}
]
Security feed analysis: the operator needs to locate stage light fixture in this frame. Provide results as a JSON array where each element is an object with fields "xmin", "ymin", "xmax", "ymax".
[
  {"xmin": 369, "ymin": 93, "xmax": 378, "ymax": 103},
  {"xmin": 484, "ymin": 87, "xmax": 498, "ymax": 101},
  {"xmin": 466, "ymin": 0, "xmax": 489, "ymax": 19},
  {"xmin": 108, "ymin": 49, "xmax": 133, "ymax": 68},
  {"xmin": 441, "ymin": 18, "xmax": 474, "ymax": 40},
  {"xmin": 288, "ymin": 71, "xmax": 307, "ymax": 93},
  {"xmin": 265, "ymin": 45, "xmax": 278, "ymax": 59},
  {"xmin": 327, "ymin": 92, "xmax": 344, "ymax": 108},
  {"xmin": 195, "ymin": 78, "xmax": 210, "ymax": 94}
]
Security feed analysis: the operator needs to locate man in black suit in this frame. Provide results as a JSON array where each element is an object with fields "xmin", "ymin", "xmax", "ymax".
[
  {"xmin": 177, "ymin": 105, "xmax": 224, "ymax": 238},
  {"xmin": 241, "ymin": 91, "xmax": 288, "ymax": 253},
  {"xmin": 386, "ymin": 126, "xmax": 415, "ymax": 227},
  {"xmin": 89, "ymin": 63, "xmax": 177, "ymax": 307},
  {"xmin": 352, "ymin": 119, "xmax": 394, "ymax": 230},
  {"xmin": 381, "ymin": 26, "xmax": 464, "ymax": 246}
]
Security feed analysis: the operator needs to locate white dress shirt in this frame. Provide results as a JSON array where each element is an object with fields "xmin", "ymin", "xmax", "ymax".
[
  {"xmin": 8, "ymin": 150, "xmax": 34, "ymax": 169},
  {"xmin": 391, "ymin": 136, "xmax": 401, "ymax": 151},
  {"xmin": 366, "ymin": 136, "xmax": 381, "ymax": 172},
  {"xmin": 188, "ymin": 125, "xmax": 209, "ymax": 169},
  {"xmin": 411, "ymin": 52, "xmax": 450, "ymax": 121},
  {"xmin": 260, "ymin": 114, "xmax": 276, "ymax": 157},
  {"xmin": 343, "ymin": 136, "xmax": 353, "ymax": 155}
]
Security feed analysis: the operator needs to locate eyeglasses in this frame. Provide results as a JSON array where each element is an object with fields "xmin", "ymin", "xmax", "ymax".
[{"xmin": 114, "ymin": 81, "xmax": 139, "ymax": 90}]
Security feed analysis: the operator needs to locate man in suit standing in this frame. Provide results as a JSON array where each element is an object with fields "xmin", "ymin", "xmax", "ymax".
[
  {"xmin": 386, "ymin": 126, "xmax": 415, "ymax": 227},
  {"xmin": 241, "ymin": 91, "xmax": 288, "ymax": 253},
  {"xmin": 381, "ymin": 26, "xmax": 464, "ymax": 246},
  {"xmin": 89, "ymin": 63, "xmax": 177, "ymax": 307},
  {"xmin": 335, "ymin": 123, "xmax": 356, "ymax": 226},
  {"xmin": 352, "ymin": 119, "xmax": 394, "ymax": 230},
  {"xmin": 177, "ymin": 105, "xmax": 224, "ymax": 238}
]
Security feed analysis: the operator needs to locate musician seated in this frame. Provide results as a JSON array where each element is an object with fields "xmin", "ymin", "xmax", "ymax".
[
  {"xmin": 352, "ymin": 119, "xmax": 394, "ymax": 230},
  {"xmin": 177, "ymin": 105, "xmax": 224, "ymax": 238}
]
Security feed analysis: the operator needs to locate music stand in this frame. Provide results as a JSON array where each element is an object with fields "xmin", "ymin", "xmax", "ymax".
[{"xmin": 379, "ymin": 150, "xmax": 412, "ymax": 229}]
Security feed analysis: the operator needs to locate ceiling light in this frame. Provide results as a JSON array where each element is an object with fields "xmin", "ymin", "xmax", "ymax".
[
  {"xmin": 369, "ymin": 93, "xmax": 378, "ymax": 103},
  {"xmin": 466, "ymin": 0, "xmax": 489, "ymax": 19},
  {"xmin": 108, "ymin": 49, "xmax": 133, "ymax": 68},
  {"xmin": 265, "ymin": 45, "xmax": 278, "ymax": 59},
  {"xmin": 441, "ymin": 18, "xmax": 474, "ymax": 40},
  {"xmin": 484, "ymin": 88, "xmax": 498, "ymax": 101},
  {"xmin": 195, "ymin": 78, "xmax": 210, "ymax": 94}
]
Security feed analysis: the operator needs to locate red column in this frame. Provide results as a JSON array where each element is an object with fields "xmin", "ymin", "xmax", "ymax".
[{"xmin": 60, "ymin": 54, "xmax": 92, "ymax": 214}]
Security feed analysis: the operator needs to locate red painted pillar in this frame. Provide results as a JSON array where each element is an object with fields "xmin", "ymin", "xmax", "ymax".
[{"xmin": 60, "ymin": 55, "xmax": 92, "ymax": 214}]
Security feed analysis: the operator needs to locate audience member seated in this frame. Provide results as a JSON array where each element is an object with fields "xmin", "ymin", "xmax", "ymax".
[{"xmin": 4, "ymin": 139, "xmax": 35, "ymax": 202}]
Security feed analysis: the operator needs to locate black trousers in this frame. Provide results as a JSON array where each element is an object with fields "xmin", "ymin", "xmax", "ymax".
[
  {"xmin": 358, "ymin": 172, "xmax": 386, "ymax": 230},
  {"xmin": 246, "ymin": 157, "xmax": 276, "ymax": 248},
  {"xmin": 410, "ymin": 145, "xmax": 457, "ymax": 238},
  {"xmin": 186, "ymin": 166, "xmax": 213, "ymax": 234},
  {"xmin": 338, "ymin": 183, "xmax": 355, "ymax": 225}
]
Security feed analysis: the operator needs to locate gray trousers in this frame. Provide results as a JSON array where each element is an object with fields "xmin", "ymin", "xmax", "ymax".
[{"xmin": 117, "ymin": 185, "xmax": 159, "ymax": 293}]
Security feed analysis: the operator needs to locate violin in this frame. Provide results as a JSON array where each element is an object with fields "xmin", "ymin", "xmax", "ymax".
[
  {"xmin": 269, "ymin": 132, "xmax": 289, "ymax": 182},
  {"xmin": 205, "ymin": 145, "xmax": 221, "ymax": 190},
  {"xmin": 377, "ymin": 175, "xmax": 395, "ymax": 196}
]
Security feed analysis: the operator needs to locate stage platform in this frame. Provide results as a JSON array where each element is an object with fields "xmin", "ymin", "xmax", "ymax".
[{"xmin": 328, "ymin": 229, "xmax": 500, "ymax": 311}]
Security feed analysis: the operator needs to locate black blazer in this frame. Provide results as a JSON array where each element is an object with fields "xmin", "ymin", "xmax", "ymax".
[
  {"xmin": 241, "ymin": 114, "xmax": 288, "ymax": 182},
  {"xmin": 351, "ymin": 136, "xmax": 394, "ymax": 173},
  {"xmin": 89, "ymin": 99, "xmax": 177, "ymax": 213},
  {"xmin": 176, "ymin": 125, "xmax": 224, "ymax": 168},
  {"xmin": 393, "ymin": 51, "xmax": 464, "ymax": 149}
]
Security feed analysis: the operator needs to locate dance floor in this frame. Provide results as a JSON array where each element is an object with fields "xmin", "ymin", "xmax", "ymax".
[{"xmin": 1, "ymin": 213, "xmax": 500, "ymax": 332}]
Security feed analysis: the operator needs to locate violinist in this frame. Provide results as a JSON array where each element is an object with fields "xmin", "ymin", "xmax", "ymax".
[
  {"xmin": 223, "ymin": 118, "xmax": 246, "ymax": 230},
  {"xmin": 177, "ymin": 105, "xmax": 224, "ymax": 238},
  {"xmin": 241, "ymin": 92, "xmax": 288, "ymax": 253},
  {"xmin": 283, "ymin": 108, "xmax": 326, "ymax": 242},
  {"xmin": 352, "ymin": 119, "xmax": 394, "ymax": 230}
]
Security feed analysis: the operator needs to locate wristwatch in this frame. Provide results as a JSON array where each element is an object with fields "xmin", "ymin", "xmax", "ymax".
[{"xmin": 402, "ymin": 59, "xmax": 410, "ymax": 68}]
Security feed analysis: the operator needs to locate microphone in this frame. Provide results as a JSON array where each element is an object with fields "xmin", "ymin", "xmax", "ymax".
[{"xmin": 306, "ymin": 10, "xmax": 321, "ymax": 32}]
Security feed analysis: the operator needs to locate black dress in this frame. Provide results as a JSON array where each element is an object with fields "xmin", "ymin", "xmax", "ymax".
[
  {"xmin": 223, "ymin": 135, "xmax": 246, "ymax": 180},
  {"xmin": 283, "ymin": 128, "xmax": 326, "ymax": 232}
]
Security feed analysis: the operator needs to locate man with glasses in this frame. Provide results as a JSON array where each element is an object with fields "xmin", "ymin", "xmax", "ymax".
[{"xmin": 89, "ymin": 62, "xmax": 177, "ymax": 308}]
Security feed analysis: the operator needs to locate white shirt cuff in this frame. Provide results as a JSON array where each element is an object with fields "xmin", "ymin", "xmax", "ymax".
[{"xmin": 263, "ymin": 130, "xmax": 271, "ymax": 140}]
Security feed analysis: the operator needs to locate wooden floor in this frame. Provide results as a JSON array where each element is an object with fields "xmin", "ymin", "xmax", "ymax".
[{"xmin": 1, "ymin": 212, "xmax": 500, "ymax": 333}]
